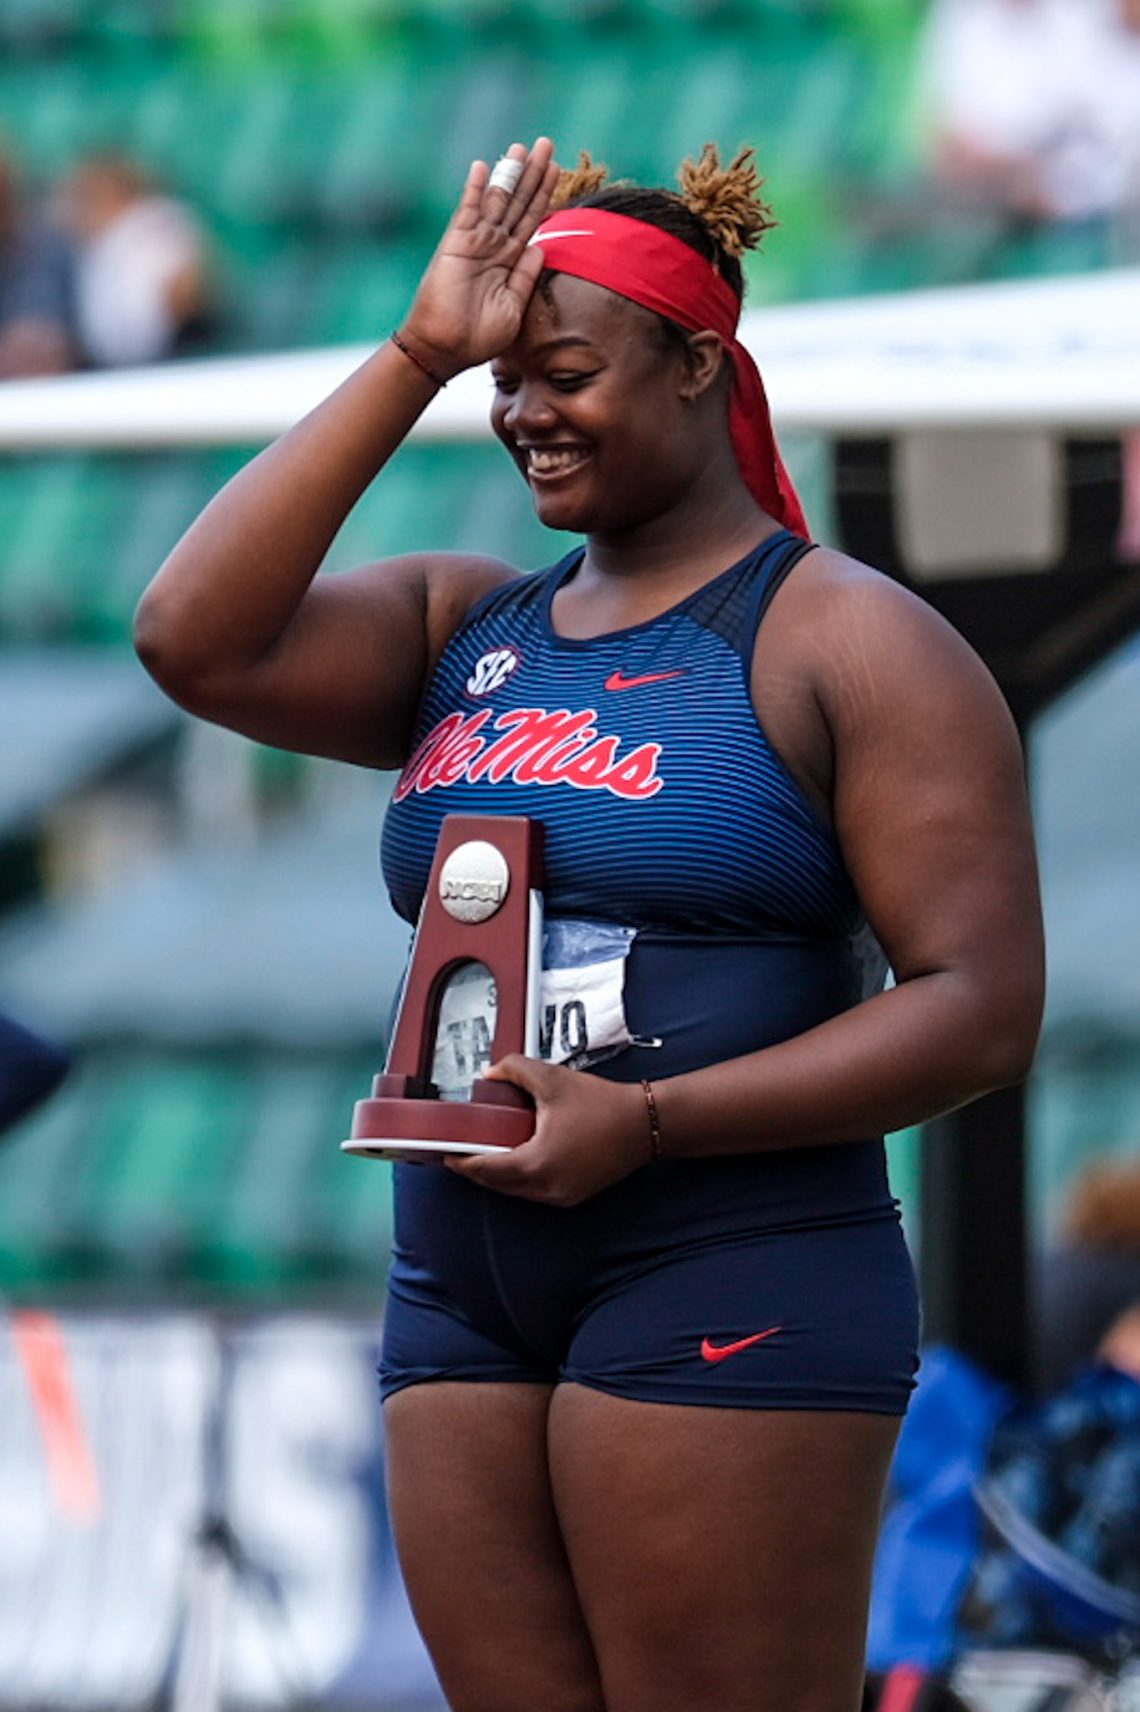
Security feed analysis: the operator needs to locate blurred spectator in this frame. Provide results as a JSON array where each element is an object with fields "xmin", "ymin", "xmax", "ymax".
[
  {"xmin": 1098, "ymin": 1302, "xmax": 1140, "ymax": 1379},
  {"xmin": 59, "ymin": 153, "xmax": 216, "ymax": 367},
  {"xmin": 959, "ymin": 1354, "xmax": 1140, "ymax": 1654},
  {"xmin": 0, "ymin": 145, "xmax": 78, "ymax": 379},
  {"xmin": 917, "ymin": 0, "xmax": 1140, "ymax": 252},
  {"xmin": 1034, "ymin": 1159, "xmax": 1140, "ymax": 1393}
]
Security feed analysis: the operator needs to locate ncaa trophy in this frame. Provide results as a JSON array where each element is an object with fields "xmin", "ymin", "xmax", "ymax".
[{"xmin": 342, "ymin": 815, "xmax": 544, "ymax": 1162}]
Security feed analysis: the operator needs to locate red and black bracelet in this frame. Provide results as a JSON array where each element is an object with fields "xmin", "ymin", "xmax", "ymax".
[{"xmin": 389, "ymin": 328, "xmax": 448, "ymax": 389}]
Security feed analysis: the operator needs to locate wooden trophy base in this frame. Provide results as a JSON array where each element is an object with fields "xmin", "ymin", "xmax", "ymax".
[
  {"xmin": 341, "ymin": 1072, "xmax": 535, "ymax": 1163},
  {"xmin": 341, "ymin": 815, "xmax": 544, "ymax": 1164}
]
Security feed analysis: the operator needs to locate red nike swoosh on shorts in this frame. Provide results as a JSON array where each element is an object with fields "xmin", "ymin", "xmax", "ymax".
[
  {"xmin": 604, "ymin": 669, "xmax": 687, "ymax": 691},
  {"xmin": 700, "ymin": 1327, "xmax": 783, "ymax": 1363}
]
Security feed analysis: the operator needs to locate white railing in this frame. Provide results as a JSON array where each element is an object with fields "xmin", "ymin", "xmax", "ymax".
[{"xmin": 0, "ymin": 270, "xmax": 1138, "ymax": 452}]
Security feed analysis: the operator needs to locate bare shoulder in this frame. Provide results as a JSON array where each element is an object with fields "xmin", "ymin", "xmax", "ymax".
[
  {"xmin": 333, "ymin": 549, "xmax": 522, "ymax": 659},
  {"xmin": 775, "ymin": 544, "xmax": 1010, "ymax": 733},
  {"xmin": 194, "ymin": 549, "xmax": 528, "ymax": 770},
  {"xmin": 341, "ymin": 549, "xmax": 520, "ymax": 617},
  {"xmin": 421, "ymin": 552, "xmax": 524, "ymax": 655},
  {"xmin": 781, "ymin": 543, "xmax": 961, "ymax": 643}
]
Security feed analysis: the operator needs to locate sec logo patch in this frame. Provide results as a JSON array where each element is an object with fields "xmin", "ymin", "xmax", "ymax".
[{"xmin": 466, "ymin": 646, "xmax": 521, "ymax": 696}]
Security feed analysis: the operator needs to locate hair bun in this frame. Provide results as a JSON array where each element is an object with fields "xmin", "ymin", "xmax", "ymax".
[
  {"xmin": 550, "ymin": 150, "xmax": 612, "ymax": 209},
  {"xmin": 676, "ymin": 143, "xmax": 775, "ymax": 259}
]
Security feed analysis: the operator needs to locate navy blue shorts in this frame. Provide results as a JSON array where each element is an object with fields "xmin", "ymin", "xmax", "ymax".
[{"xmin": 380, "ymin": 1143, "xmax": 921, "ymax": 1414}]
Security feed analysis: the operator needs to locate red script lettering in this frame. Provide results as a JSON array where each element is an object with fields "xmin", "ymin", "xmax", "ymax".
[{"xmin": 394, "ymin": 707, "xmax": 663, "ymax": 803}]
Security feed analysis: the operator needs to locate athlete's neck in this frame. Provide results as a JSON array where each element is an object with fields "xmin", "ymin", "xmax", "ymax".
[{"xmin": 573, "ymin": 483, "xmax": 779, "ymax": 613}]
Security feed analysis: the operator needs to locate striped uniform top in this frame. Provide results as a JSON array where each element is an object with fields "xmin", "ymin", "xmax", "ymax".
[{"xmin": 381, "ymin": 529, "xmax": 862, "ymax": 943}]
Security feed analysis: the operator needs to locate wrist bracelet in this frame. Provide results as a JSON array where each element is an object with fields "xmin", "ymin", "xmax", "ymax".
[
  {"xmin": 390, "ymin": 329, "xmax": 448, "ymax": 389},
  {"xmin": 641, "ymin": 1079, "xmax": 663, "ymax": 1161}
]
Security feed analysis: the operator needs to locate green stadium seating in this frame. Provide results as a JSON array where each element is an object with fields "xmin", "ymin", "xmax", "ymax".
[
  {"xmin": 0, "ymin": 458, "xmax": 137, "ymax": 642},
  {"xmin": 0, "ymin": 444, "xmax": 560, "ymax": 648},
  {"xmin": 64, "ymin": 1056, "xmax": 252, "ymax": 1283},
  {"xmin": 309, "ymin": 57, "xmax": 438, "ymax": 229},
  {"xmin": 197, "ymin": 1060, "xmax": 348, "ymax": 1293},
  {"xmin": 0, "ymin": 1048, "xmax": 398, "ymax": 1299},
  {"xmin": 0, "ymin": 1065, "xmax": 92, "ymax": 1289},
  {"xmin": 305, "ymin": 1058, "xmax": 396, "ymax": 1288},
  {"xmin": 218, "ymin": 240, "xmax": 317, "ymax": 349},
  {"xmin": 301, "ymin": 237, "xmax": 426, "ymax": 345}
]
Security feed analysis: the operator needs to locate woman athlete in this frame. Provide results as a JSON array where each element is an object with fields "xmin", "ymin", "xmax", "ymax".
[{"xmin": 136, "ymin": 138, "xmax": 1045, "ymax": 1712}]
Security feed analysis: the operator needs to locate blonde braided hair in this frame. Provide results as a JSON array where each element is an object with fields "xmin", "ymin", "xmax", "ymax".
[
  {"xmin": 550, "ymin": 142, "xmax": 775, "ymax": 268},
  {"xmin": 676, "ymin": 143, "xmax": 775, "ymax": 258},
  {"xmin": 551, "ymin": 150, "xmax": 614, "ymax": 207}
]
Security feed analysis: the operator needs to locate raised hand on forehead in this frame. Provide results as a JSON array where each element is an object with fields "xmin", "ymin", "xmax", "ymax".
[{"xmin": 401, "ymin": 138, "xmax": 560, "ymax": 378}]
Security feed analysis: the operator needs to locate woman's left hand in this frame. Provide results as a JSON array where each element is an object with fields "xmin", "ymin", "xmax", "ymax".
[{"xmin": 445, "ymin": 1057, "xmax": 653, "ymax": 1206}]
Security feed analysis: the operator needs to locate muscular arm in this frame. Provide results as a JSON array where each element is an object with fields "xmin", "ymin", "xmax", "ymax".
[
  {"xmin": 135, "ymin": 138, "xmax": 559, "ymax": 768},
  {"xmin": 133, "ymin": 341, "xmax": 515, "ymax": 767},
  {"xmin": 655, "ymin": 558, "xmax": 1045, "ymax": 1155}
]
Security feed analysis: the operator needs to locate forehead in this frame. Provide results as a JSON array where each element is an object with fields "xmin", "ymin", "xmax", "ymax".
[{"xmin": 507, "ymin": 272, "xmax": 660, "ymax": 360}]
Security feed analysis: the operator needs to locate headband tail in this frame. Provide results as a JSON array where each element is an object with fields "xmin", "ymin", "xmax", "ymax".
[{"xmin": 728, "ymin": 342, "xmax": 809, "ymax": 539}]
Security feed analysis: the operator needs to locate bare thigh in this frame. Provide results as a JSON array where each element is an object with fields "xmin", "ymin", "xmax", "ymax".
[
  {"xmin": 548, "ymin": 1384, "xmax": 901, "ymax": 1712},
  {"xmin": 384, "ymin": 1382, "xmax": 605, "ymax": 1712}
]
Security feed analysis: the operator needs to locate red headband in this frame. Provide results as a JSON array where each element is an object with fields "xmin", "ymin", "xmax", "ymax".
[{"xmin": 530, "ymin": 208, "xmax": 807, "ymax": 538}]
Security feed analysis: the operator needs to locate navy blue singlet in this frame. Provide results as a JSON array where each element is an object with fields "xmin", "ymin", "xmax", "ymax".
[{"xmin": 379, "ymin": 532, "xmax": 920, "ymax": 1414}]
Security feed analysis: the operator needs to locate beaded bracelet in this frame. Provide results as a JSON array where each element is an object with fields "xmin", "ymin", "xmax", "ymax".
[
  {"xmin": 641, "ymin": 1079, "xmax": 663, "ymax": 1160},
  {"xmin": 389, "ymin": 329, "xmax": 448, "ymax": 389}
]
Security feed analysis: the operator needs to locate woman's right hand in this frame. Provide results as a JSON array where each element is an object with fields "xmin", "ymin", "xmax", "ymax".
[
  {"xmin": 136, "ymin": 143, "xmax": 559, "ymax": 770},
  {"xmin": 399, "ymin": 137, "xmax": 560, "ymax": 379}
]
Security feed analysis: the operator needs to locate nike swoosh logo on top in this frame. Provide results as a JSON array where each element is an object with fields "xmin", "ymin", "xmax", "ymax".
[
  {"xmin": 604, "ymin": 669, "xmax": 687, "ymax": 692},
  {"xmin": 700, "ymin": 1328, "xmax": 783, "ymax": 1363},
  {"xmin": 527, "ymin": 229, "xmax": 595, "ymax": 245}
]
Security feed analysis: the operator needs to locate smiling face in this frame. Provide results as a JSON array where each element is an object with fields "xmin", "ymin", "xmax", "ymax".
[{"xmin": 490, "ymin": 273, "xmax": 725, "ymax": 536}]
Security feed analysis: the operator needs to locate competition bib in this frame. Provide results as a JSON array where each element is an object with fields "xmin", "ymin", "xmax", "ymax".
[{"xmin": 430, "ymin": 918, "xmax": 638, "ymax": 1101}]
